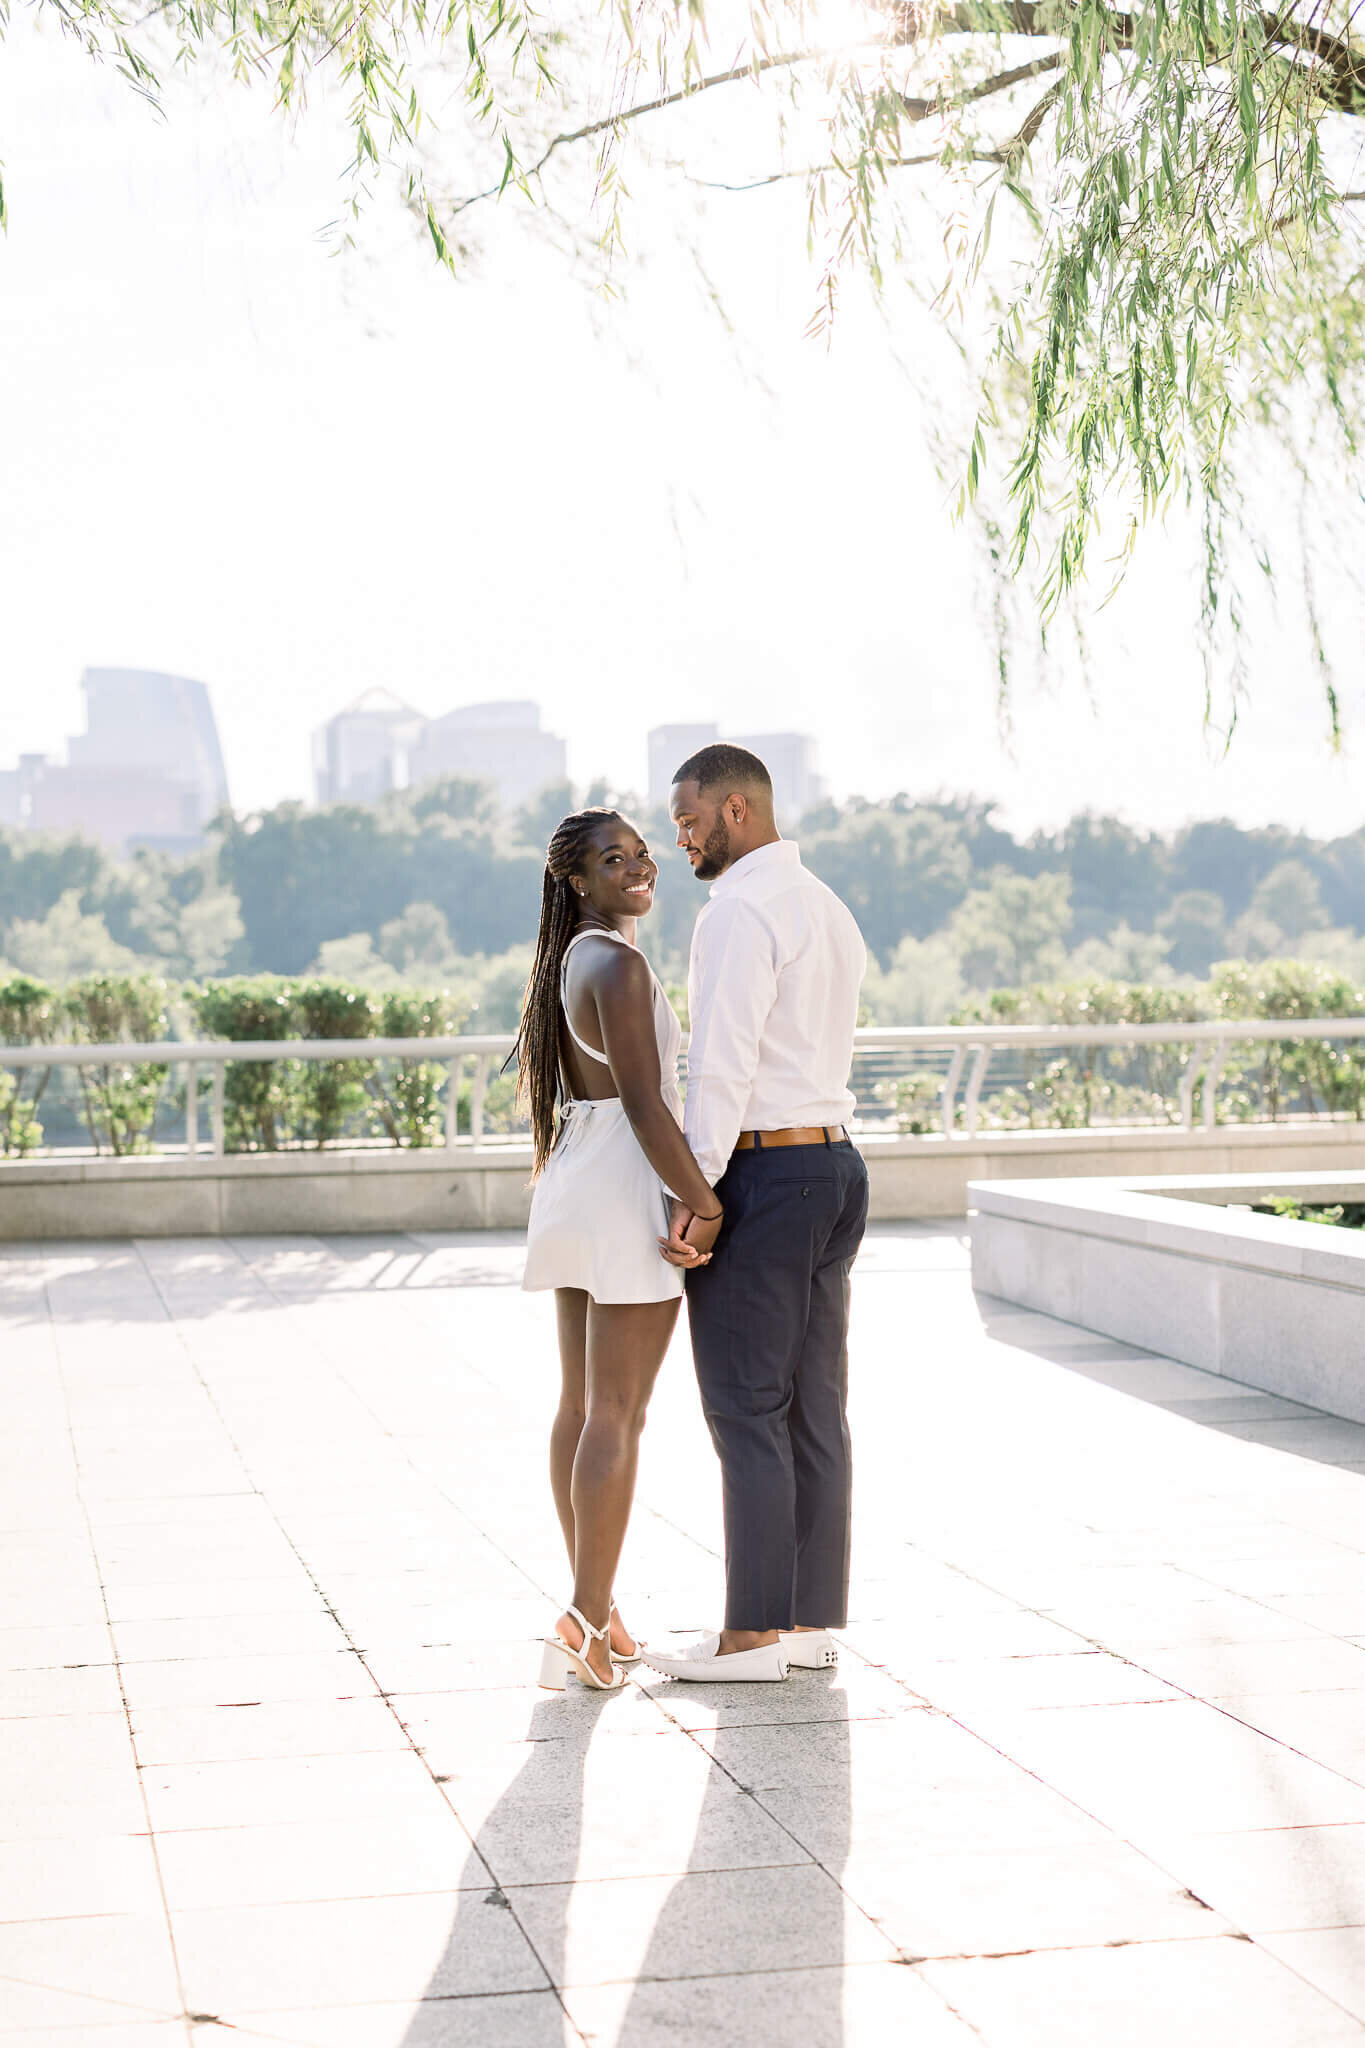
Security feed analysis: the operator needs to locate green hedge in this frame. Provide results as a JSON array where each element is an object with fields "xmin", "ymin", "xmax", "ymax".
[
  {"xmin": 3, "ymin": 960, "xmax": 1363, "ymax": 1156},
  {"xmin": 925, "ymin": 960, "xmax": 1365, "ymax": 1133},
  {"xmin": 0, "ymin": 973, "xmax": 486, "ymax": 1157}
]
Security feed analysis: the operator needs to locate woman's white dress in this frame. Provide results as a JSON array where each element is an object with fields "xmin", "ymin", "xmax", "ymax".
[{"xmin": 521, "ymin": 928, "xmax": 685, "ymax": 1305}]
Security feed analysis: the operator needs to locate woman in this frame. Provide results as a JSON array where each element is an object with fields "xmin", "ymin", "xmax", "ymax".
[{"xmin": 514, "ymin": 807, "xmax": 723, "ymax": 1690}]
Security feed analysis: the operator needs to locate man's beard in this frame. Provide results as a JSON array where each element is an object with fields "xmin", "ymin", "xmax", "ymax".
[{"xmin": 693, "ymin": 815, "xmax": 731, "ymax": 881}]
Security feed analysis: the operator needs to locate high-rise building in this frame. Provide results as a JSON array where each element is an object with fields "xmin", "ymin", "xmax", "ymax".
[
  {"xmin": 3, "ymin": 670, "xmax": 231, "ymax": 854},
  {"xmin": 646, "ymin": 723, "xmax": 821, "ymax": 824},
  {"xmin": 647, "ymin": 724, "xmax": 721, "ymax": 807},
  {"xmin": 733, "ymin": 731, "xmax": 822, "ymax": 824},
  {"xmin": 311, "ymin": 689, "xmax": 424, "ymax": 806},
  {"xmin": 405, "ymin": 701, "xmax": 568, "ymax": 813}
]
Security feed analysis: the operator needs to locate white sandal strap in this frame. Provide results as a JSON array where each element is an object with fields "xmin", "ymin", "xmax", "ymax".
[{"xmin": 565, "ymin": 1603, "xmax": 609, "ymax": 1644}]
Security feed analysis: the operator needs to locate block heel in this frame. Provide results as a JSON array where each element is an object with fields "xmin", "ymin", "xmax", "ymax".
[
  {"xmin": 540, "ymin": 1604, "xmax": 627, "ymax": 1691},
  {"xmin": 538, "ymin": 1639, "xmax": 572, "ymax": 1690}
]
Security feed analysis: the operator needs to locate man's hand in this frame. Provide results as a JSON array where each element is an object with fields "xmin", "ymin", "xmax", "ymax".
[{"xmin": 658, "ymin": 1196, "xmax": 722, "ymax": 1267}]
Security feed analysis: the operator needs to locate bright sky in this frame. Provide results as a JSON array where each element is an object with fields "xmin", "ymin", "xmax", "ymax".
[{"xmin": 2, "ymin": 16, "xmax": 1361, "ymax": 840}]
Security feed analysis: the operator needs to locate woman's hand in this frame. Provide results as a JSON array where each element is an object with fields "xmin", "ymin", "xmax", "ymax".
[
  {"xmin": 684, "ymin": 1208, "xmax": 722, "ymax": 1259},
  {"xmin": 658, "ymin": 1197, "xmax": 722, "ymax": 1267}
]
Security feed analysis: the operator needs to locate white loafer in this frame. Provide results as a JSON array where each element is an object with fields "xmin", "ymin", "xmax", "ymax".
[
  {"xmin": 780, "ymin": 1629, "xmax": 838, "ymax": 1669},
  {"xmin": 643, "ymin": 1633, "xmax": 789, "ymax": 1683}
]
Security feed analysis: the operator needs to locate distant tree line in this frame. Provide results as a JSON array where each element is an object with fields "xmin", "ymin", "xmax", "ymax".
[{"xmin": 1, "ymin": 779, "xmax": 1363, "ymax": 1026}]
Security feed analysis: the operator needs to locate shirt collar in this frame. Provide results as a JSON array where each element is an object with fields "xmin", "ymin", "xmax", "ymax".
[{"xmin": 709, "ymin": 838, "xmax": 801, "ymax": 898}]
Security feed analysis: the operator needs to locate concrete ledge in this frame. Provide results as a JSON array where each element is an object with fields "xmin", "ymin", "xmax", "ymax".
[
  {"xmin": 0, "ymin": 1147, "xmax": 537, "ymax": 1237},
  {"xmin": 970, "ymin": 1169, "xmax": 1365, "ymax": 1423},
  {"xmin": 0, "ymin": 1121, "xmax": 1361, "ymax": 1238}
]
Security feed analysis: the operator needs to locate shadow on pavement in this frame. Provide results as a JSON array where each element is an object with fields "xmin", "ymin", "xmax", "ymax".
[
  {"xmin": 613, "ymin": 1706, "xmax": 851, "ymax": 2046},
  {"xmin": 399, "ymin": 1692, "xmax": 594, "ymax": 2047}
]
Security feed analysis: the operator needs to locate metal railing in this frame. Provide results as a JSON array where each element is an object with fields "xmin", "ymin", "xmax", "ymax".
[{"xmin": 3, "ymin": 1017, "xmax": 1365, "ymax": 1158}]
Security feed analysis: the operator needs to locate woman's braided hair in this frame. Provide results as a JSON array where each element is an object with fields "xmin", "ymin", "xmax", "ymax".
[{"xmin": 510, "ymin": 807, "xmax": 624, "ymax": 1175}]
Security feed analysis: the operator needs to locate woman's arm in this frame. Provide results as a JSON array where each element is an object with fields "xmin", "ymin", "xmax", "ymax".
[{"xmin": 582, "ymin": 946, "xmax": 722, "ymax": 1234}]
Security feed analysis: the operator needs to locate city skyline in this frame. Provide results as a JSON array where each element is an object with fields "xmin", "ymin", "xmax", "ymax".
[{"xmin": 4, "ymin": 665, "xmax": 1362, "ymax": 845}]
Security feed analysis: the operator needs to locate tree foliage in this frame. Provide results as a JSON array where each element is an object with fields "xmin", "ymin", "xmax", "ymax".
[{"xmin": 10, "ymin": 0, "xmax": 1362, "ymax": 692}]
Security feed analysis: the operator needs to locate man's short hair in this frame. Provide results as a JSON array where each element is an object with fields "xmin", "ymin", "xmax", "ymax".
[{"xmin": 671, "ymin": 742, "xmax": 773, "ymax": 800}]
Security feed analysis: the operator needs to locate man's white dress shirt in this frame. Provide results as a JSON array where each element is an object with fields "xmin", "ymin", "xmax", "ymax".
[{"xmin": 684, "ymin": 840, "xmax": 867, "ymax": 1187}]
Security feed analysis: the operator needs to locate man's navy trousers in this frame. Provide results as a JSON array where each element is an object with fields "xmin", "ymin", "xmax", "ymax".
[{"xmin": 684, "ymin": 1135, "xmax": 869, "ymax": 1632}]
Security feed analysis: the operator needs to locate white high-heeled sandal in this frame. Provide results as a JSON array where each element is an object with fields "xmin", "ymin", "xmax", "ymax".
[
  {"xmin": 539, "ymin": 1605, "xmax": 627, "ymax": 1691},
  {"xmin": 609, "ymin": 1600, "xmax": 645, "ymax": 1667}
]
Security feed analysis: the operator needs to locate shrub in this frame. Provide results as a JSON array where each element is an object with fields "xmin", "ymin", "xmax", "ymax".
[
  {"xmin": 0, "ymin": 976, "xmax": 62, "ymax": 1156},
  {"xmin": 63, "ymin": 974, "xmax": 171, "ymax": 1156},
  {"xmin": 949, "ymin": 966, "xmax": 1365, "ymax": 1131},
  {"xmin": 366, "ymin": 989, "xmax": 461, "ymax": 1148},
  {"xmin": 190, "ymin": 977, "xmax": 300, "ymax": 1151},
  {"xmin": 293, "ymin": 980, "xmax": 376, "ymax": 1148}
]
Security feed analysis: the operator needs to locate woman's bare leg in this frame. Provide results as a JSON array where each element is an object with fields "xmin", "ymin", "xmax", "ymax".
[
  {"xmin": 550, "ymin": 1290, "xmax": 588, "ymax": 1565},
  {"xmin": 558, "ymin": 1296, "xmax": 680, "ymax": 1683}
]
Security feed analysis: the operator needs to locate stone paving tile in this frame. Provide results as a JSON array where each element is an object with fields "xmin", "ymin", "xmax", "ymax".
[
  {"xmin": 852, "ymin": 1608, "xmax": 1091, "ymax": 1665},
  {"xmin": 564, "ymin": 1960, "xmax": 981, "ymax": 2045},
  {"xmin": 0, "ymin": 1661, "xmax": 126, "ymax": 1718},
  {"xmin": 365, "ymin": 1642, "xmax": 557, "ymax": 1695},
  {"xmin": 919, "ymin": 1937, "xmax": 1365, "ymax": 2046},
  {"xmin": 1212, "ymin": 1691, "xmax": 1365, "ymax": 1781},
  {"xmin": 0, "ymin": 1764, "xmax": 147, "ymax": 1842},
  {"xmin": 206, "ymin": 1992, "xmax": 572, "ymax": 2047},
  {"xmin": 976, "ymin": 1698, "xmax": 1365, "ymax": 1841},
  {"xmin": 141, "ymin": 1748, "xmax": 449, "ymax": 1833},
  {"xmin": 754, "ymin": 1759, "xmax": 1112, "ymax": 1863},
  {"xmin": 118, "ymin": 1650, "xmax": 376, "ymax": 1712},
  {"xmin": 172, "ymin": 1891, "xmax": 551, "ymax": 2008},
  {"xmin": 155, "ymin": 1809, "xmax": 492, "ymax": 1909},
  {"xmin": 839, "ymin": 1837, "xmax": 1229, "ymax": 1957},
  {"xmin": 0, "ymin": 2027, "xmax": 187, "ymax": 2048},
  {"xmin": 104, "ymin": 1575, "xmax": 329, "ymax": 1623},
  {"xmin": 1257, "ymin": 1927, "xmax": 1365, "ymax": 2025},
  {"xmin": 1131, "ymin": 1636, "xmax": 1365, "ymax": 1698},
  {"xmin": 112, "ymin": 1613, "xmax": 349, "ymax": 1665},
  {"xmin": 129, "ymin": 1694, "xmax": 410, "ymax": 1765},
  {"xmin": 0, "ymin": 1834, "xmax": 163, "ymax": 1922},
  {"xmin": 506, "ymin": 1864, "xmax": 898, "ymax": 1987},
  {"xmin": 1160, "ymin": 1822, "xmax": 1365, "ymax": 1933},
  {"xmin": 911, "ymin": 1647, "xmax": 1182, "ymax": 1715},
  {"xmin": 0, "ymin": 1915, "xmax": 181, "ymax": 2021}
]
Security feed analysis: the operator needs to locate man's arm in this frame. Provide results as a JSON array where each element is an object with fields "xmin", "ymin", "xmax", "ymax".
[{"xmin": 684, "ymin": 897, "xmax": 780, "ymax": 1187}]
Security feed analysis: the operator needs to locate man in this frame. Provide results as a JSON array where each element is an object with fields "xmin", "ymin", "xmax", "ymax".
[{"xmin": 645, "ymin": 744, "xmax": 869, "ymax": 1684}]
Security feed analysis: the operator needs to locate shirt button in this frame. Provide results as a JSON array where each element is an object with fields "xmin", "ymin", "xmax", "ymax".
[{"xmin": 802, "ymin": 1186, "xmax": 810, "ymax": 1197}]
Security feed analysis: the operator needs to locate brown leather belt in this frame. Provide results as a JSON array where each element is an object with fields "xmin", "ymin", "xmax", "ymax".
[{"xmin": 733, "ymin": 1126, "xmax": 848, "ymax": 1151}]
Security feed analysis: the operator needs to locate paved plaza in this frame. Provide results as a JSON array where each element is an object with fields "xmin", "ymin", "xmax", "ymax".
[{"xmin": 8, "ymin": 1221, "xmax": 1365, "ymax": 2045}]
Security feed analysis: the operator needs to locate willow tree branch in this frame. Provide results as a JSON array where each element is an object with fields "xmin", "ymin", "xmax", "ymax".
[
  {"xmin": 898, "ymin": 50, "xmax": 1062, "ymax": 121},
  {"xmin": 441, "ymin": 0, "xmax": 1364, "ymax": 220}
]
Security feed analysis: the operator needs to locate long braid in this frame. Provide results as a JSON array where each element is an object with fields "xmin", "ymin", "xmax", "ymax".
[{"xmin": 508, "ymin": 808, "xmax": 623, "ymax": 1175}]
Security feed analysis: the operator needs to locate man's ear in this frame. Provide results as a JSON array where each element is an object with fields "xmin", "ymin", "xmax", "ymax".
[{"xmin": 728, "ymin": 792, "xmax": 748, "ymax": 826}]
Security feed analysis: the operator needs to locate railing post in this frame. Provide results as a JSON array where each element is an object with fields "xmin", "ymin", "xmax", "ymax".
[
  {"xmin": 962, "ymin": 1046, "xmax": 992, "ymax": 1138},
  {"xmin": 1178, "ymin": 1052, "xmax": 1200, "ymax": 1131},
  {"xmin": 446, "ymin": 1057, "xmax": 461, "ymax": 1151},
  {"xmin": 471, "ymin": 1055, "xmax": 489, "ymax": 1146},
  {"xmin": 940, "ymin": 1047, "xmax": 966, "ymax": 1138},
  {"xmin": 210, "ymin": 1062, "xmax": 226, "ymax": 1158},
  {"xmin": 185, "ymin": 1061, "xmax": 198, "ymax": 1157},
  {"xmin": 1202, "ymin": 1037, "xmax": 1226, "ymax": 1131}
]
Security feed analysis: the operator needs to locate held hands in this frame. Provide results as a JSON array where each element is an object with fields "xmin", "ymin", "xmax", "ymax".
[{"xmin": 658, "ymin": 1196, "xmax": 723, "ymax": 1269}]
